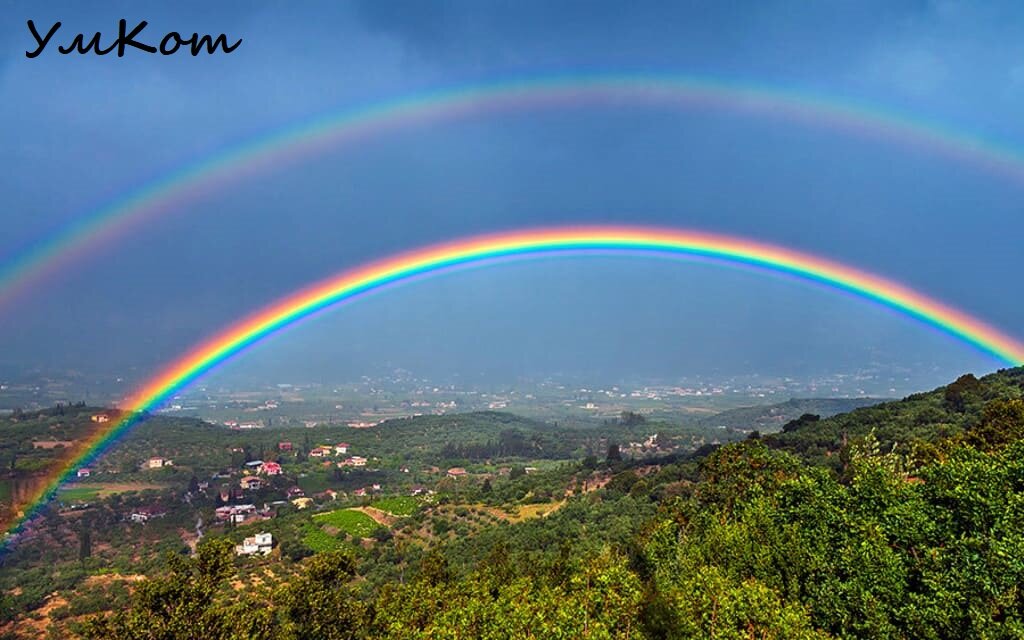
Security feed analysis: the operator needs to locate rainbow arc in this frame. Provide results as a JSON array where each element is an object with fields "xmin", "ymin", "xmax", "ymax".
[
  {"xmin": 5, "ymin": 225, "xmax": 1022, "ymax": 543},
  {"xmin": 5, "ymin": 74, "xmax": 1024, "ymax": 310}
]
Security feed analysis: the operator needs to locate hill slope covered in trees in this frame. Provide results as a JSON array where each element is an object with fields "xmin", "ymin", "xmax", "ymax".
[{"xmin": 66, "ymin": 368, "xmax": 1024, "ymax": 639}]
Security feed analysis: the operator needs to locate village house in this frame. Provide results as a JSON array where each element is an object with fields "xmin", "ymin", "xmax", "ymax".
[
  {"xmin": 235, "ymin": 532, "xmax": 273, "ymax": 556},
  {"xmin": 278, "ymin": 441, "xmax": 293, "ymax": 451},
  {"xmin": 145, "ymin": 457, "xmax": 173, "ymax": 469},
  {"xmin": 309, "ymin": 446, "xmax": 333, "ymax": 458},
  {"xmin": 90, "ymin": 413, "xmax": 110, "ymax": 423},
  {"xmin": 240, "ymin": 476, "xmax": 263, "ymax": 490},
  {"xmin": 286, "ymin": 486, "xmax": 305, "ymax": 499},
  {"xmin": 291, "ymin": 497, "xmax": 313, "ymax": 509},
  {"xmin": 447, "ymin": 467, "xmax": 468, "ymax": 479},
  {"xmin": 340, "ymin": 455, "xmax": 367, "ymax": 467},
  {"xmin": 334, "ymin": 442, "xmax": 350, "ymax": 455},
  {"xmin": 129, "ymin": 506, "xmax": 167, "ymax": 524},
  {"xmin": 76, "ymin": 468, "xmax": 91, "ymax": 478},
  {"xmin": 315, "ymin": 488, "xmax": 339, "ymax": 501},
  {"xmin": 371, "ymin": 483, "xmax": 382, "ymax": 492},
  {"xmin": 353, "ymin": 488, "xmax": 367, "ymax": 497},
  {"xmin": 215, "ymin": 504, "xmax": 257, "ymax": 524},
  {"xmin": 260, "ymin": 461, "xmax": 282, "ymax": 475}
]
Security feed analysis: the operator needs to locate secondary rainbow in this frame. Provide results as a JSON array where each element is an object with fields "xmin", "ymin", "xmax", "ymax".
[
  {"xmin": 5, "ymin": 73, "xmax": 1024, "ymax": 310},
  {"xmin": 4, "ymin": 225, "xmax": 1023, "ymax": 543}
]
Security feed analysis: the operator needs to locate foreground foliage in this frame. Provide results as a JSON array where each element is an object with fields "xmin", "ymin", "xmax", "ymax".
[
  {"xmin": 12, "ymin": 368, "xmax": 1024, "ymax": 638},
  {"xmin": 81, "ymin": 412, "xmax": 1024, "ymax": 638}
]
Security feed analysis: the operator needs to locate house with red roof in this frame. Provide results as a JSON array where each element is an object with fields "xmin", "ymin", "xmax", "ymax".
[{"xmin": 260, "ymin": 461, "xmax": 282, "ymax": 475}]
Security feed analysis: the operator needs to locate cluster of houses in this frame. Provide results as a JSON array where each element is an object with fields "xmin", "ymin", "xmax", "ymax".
[
  {"xmin": 308, "ymin": 442, "xmax": 353, "ymax": 458},
  {"xmin": 225, "ymin": 421, "xmax": 265, "ymax": 430},
  {"xmin": 215, "ymin": 503, "xmax": 263, "ymax": 524},
  {"xmin": 243, "ymin": 460, "xmax": 283, "ymax": 475},
  {"xmin": 622, "ymin": 434, "xmax": 664, "ymax": 457},
  {"xmin": 352, "ymin": 483, "xmax": 383, "ymax": 498},
  {"xmin": 79, "ymin": 456, "xmax": 173, "ymax": 478},
  {"xmin": 278, "ymin": 441, "xmax": 370, "ymax": 469}
]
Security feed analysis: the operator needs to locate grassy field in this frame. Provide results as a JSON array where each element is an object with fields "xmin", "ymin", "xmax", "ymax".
[
  {"xmin": 369, "ymin": 496, "xmax": 419, "ymax": 516},
  {"xmin": 57, "ymin": 482, "xmax": 167, "ymax": 503},
  {"xmin": 314, "ymin": 508, "xmax": 380, "ymax": 538},
  {"xmin": 302, "ymin": 524, "xmax": 344, "ymax": 552},
  {"xmin": 57, "ymin": 487, "xmax": 100, "ymax": 502}
]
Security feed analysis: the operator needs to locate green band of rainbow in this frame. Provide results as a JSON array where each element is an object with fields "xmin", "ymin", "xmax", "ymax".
[
  {"xmin": 4, "ymin": 73, "xmax": 1024, "ymax": 310},
  {"xmin": 5, "ymin": 225, "xmax": 1022, "ymax": 544}
]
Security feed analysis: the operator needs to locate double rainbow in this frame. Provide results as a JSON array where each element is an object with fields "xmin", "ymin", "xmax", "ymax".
[
  {"xmin": 5, "ymin": 225, "xmax": 1023, "ymax": 543},
  {"xmin": 5, "ymin": 73, "xmax": 1024, "ymax": 310}
]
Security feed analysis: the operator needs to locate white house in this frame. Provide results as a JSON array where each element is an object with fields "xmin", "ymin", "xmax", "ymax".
[
  {"xmin": 129, "ymin": 507, "xmax": 167, "ymax": 524},
  {"xmin": 235, "ymin": 532, "xmax": 273, "ymax": 556},
  {"xmin": 146, "ymin": 457, "xmax": 173, "ymax": 469}
]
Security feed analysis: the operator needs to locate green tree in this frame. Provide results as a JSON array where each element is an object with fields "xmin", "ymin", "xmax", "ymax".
[{"xmin": 277, "ymin": 551, "xmax": 368, "ymax": 640}]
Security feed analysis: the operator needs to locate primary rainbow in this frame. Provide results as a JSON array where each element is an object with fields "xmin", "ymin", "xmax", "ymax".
[
  {"xmin": 5, "ymin": 73, "xmax": 1024, "ymax": 310},
  {"xmin": 4, "ymin": 225, "xmax": 1023, "ymax": 543}
]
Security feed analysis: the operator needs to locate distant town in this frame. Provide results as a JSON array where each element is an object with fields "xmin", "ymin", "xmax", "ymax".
[{"xmin": 0, "ymin": 363, "xmax": 950, "ymax": 421}]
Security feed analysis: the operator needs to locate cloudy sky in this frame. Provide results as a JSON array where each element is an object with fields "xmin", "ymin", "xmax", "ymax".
[{"xmin": 2, "ymin": 1, "xmax": 1023, "ymax": 389}]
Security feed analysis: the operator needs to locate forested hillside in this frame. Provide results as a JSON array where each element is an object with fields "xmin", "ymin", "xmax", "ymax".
[
  {"xmin": 693, "ymin": 397, "xmax": 883, "ymax": 432},
  {"xmin": 766, "ymin": 368, "xmax": 1024, "ymax": 464},
  {"xmin": 67, "ymin": 368, "xmax": 1024, "ymax": 639}
]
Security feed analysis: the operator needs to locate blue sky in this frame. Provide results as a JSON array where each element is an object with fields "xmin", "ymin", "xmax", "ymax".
[{"xmin": 2, "ymin": 1, "xmax": 1023, "ymax": 388}]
